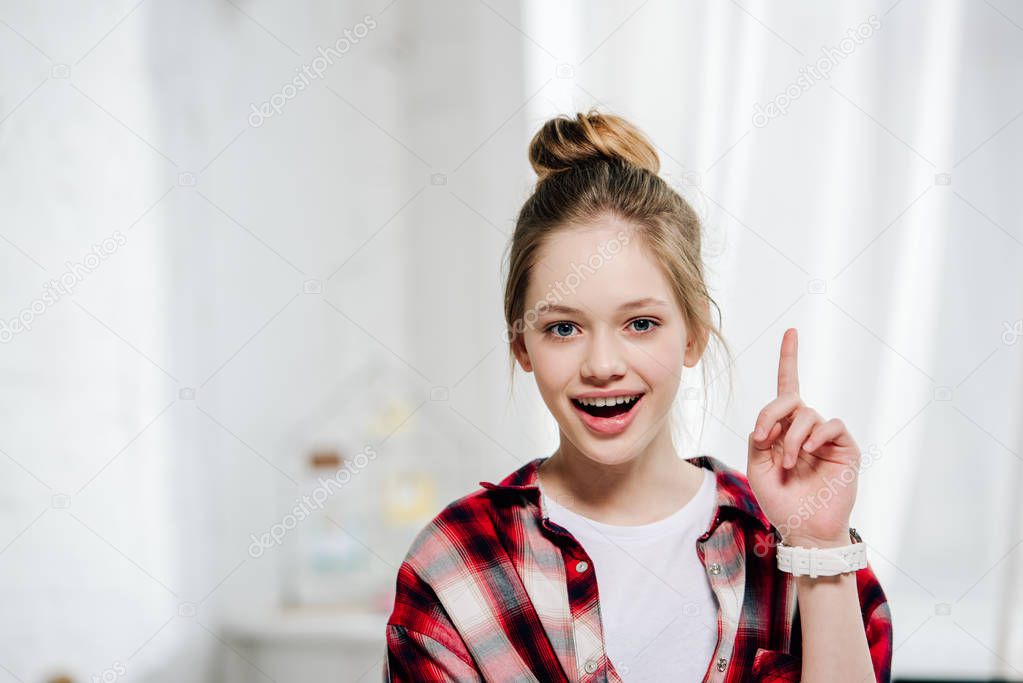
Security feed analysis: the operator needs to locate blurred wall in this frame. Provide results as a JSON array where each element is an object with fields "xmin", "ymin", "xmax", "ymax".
[{"xmin": 1, "ymin": 1, "xmax": 1022, "ymax": 681}]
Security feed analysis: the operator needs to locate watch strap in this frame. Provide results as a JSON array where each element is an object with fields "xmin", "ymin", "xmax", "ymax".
[{"xmin": 776, "ymin": 527, "xmax": 867, "ymax": 578}]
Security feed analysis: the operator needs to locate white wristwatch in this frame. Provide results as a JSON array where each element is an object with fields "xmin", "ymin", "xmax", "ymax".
[{"xmin": 777, "ymin": 527, "xmax": 867, "ymax": 578}]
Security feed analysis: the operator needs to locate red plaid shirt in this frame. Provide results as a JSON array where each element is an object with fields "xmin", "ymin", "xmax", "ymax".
[{"xmin": 383, "ymin": 455, "xmax": 893, "ymax": 682}]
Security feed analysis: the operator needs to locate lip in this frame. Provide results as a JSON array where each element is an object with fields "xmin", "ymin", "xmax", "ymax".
[{"xmin": 570, "ymin": 393, "xmax": 644, "ymax": 435}]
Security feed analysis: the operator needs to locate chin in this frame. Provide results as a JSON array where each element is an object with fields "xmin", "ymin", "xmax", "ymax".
[
  {"xmin": 563, "ymin": 431, "xmax": 646, "ymax": 465},
  {"xmin": 588, "ymin": 451, "xmax": 640, "ymax": 467}
]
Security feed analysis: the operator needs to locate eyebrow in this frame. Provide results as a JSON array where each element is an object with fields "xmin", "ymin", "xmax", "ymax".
[{"xmin": 539, "ymin": 297, "xmax": 670, "ymax": 316}]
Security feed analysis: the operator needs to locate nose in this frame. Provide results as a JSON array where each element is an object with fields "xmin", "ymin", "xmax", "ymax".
[{"xmin": 580, "ymin": 327, "xmax": 627, "ymax": 381}]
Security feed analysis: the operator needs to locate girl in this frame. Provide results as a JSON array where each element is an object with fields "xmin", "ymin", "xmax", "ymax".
[{"xmin": 383, "ymin": 111, "xmax": 892, "ymax": 682}]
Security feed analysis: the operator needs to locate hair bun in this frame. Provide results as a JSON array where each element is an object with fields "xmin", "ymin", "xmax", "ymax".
[{"xmin": 528, "ymin": 109, "xmax": 660, "ymax": 183}]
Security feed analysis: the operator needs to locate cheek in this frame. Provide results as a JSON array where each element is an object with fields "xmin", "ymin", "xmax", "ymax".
[
  {"xmin": 529, "ymin": 345, "xmax": 577, "ymax": 390},
  {"xmin": 637, "ymin": 337, "xmax": 686, "ymax": 388}
]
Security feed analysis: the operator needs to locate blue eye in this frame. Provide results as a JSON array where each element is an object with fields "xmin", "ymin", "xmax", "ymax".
[
  {"xmin": 543, "ymin": 319, "xmax": 660, "ymax": 340},
  {"xmin": 629, "ymin": 318, "xmax": 660, "ymax": 333},
  {"xmin": 545, "ymin": 322, "xmax": 577, "ymax": 339}
]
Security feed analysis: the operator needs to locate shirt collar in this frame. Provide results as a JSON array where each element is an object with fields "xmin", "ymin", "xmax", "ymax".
[{"xmin": 479, "ymin": 455, "xmax": 773, "ymax": 534}]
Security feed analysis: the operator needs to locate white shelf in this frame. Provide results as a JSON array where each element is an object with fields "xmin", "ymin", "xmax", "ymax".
[{"xmin": 221, "ymin": 606, "xmax": 390, "ymax": 645}]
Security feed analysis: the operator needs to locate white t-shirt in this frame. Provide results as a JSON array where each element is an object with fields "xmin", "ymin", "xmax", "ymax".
[{"xmin": 539, "ymin": 467, "xmax": 719, "ymax": 682}]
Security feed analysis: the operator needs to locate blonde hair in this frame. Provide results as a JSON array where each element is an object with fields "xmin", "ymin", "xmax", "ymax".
[{"xmin": 501, "ymin": 109, "xmax": 734, "ymax": 442}]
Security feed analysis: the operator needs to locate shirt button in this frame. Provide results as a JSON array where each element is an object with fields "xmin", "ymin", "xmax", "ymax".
[
  {"xmin": 584, "ymin": 657, "xmax": 600, "ymax": 673},
  {"xmin": 716, "ymin": 656, "xmax": 728, "ymax": 671},
  {"xmin": 576, "ymin": 560, "xmax": 589, "ymax": 573},
  {"xmin": 708, "ymin": 562, "xmax": 722, "ymax": 575}
]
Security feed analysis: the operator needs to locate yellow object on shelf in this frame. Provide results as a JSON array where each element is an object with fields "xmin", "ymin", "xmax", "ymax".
[
  {"xmin": 368, "ymin": 397, "xmax": 417, "ymax": 439},
  {"xmin": 382, "ymin": 470, "xmax": 436, "ymax": 525}
]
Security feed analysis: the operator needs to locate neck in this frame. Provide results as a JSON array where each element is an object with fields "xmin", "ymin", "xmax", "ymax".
[{"xmin": 539, "ymin": 426, "xmax": 705, "ymax": 525}]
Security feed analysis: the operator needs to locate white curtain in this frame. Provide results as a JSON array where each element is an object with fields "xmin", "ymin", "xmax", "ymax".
[{"xmin": 518, "ymin": 0, "xmax": 1023, "ymax": 678}]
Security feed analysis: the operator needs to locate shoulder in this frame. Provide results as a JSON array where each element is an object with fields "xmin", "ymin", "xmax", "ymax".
[
  {"xmin": 387, "ymin": 486, "xmax": 494, "ymax": 609},
  {"xmin": 400, "ymin": 457, "xmax": 545, "ymax": 573},
  {"xmin": 384, "ymin": 489, "xmax": 503, "ymax": 665},
  {"xmin": 399, "ymin": 483, "xmax": 510, "ymax": 580},
  {"xmin": 387, "ymin": 480, "xmax": 525, "ymax": 632}
]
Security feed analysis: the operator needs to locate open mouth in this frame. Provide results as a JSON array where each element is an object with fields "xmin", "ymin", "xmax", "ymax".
[{"xmin": 571, "ymin": 394, "xmax": 643, "ymax": 418}]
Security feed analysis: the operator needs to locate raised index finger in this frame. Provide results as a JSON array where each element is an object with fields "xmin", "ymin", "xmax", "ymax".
[{"xmin": 777, "ymin": 327, "xmax": 800, "ymax": 396}]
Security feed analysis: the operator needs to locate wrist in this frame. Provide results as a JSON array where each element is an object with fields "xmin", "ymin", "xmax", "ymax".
[
  {"xmin": 782, "ymin": 533, "xmax": 852, "ymax": 549},
  {"xmin": 794, "ymin": 570, "xmax": 855, "ymax": 589}
]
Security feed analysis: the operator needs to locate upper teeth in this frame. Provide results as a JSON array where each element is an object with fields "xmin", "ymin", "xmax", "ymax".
[{"xmin": 575, "ymin": 394, "xmax": 641, "ymax": 407}]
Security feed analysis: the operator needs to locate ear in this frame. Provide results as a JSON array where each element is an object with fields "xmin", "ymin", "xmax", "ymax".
[
  {"xmin": 683, "ymin": 302, "xmax": 712, "ymax": 368},
  {"xmin": 511, "ymin": 335, "xmax": 533, "ymax": 373},
  {"xmin": 683, "ymin": 328, "xmax": 709, "ymax": 368}
]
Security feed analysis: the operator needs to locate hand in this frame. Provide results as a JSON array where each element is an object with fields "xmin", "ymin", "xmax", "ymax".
[{"xmin": 746, "ymin": 328, "xmax": 861, "ymax": 549}]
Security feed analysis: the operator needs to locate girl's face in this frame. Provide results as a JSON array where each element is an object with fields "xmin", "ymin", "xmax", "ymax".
[{"xmin": 513, "ymin": 216, "xmax": 704, "ymax": 466}]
